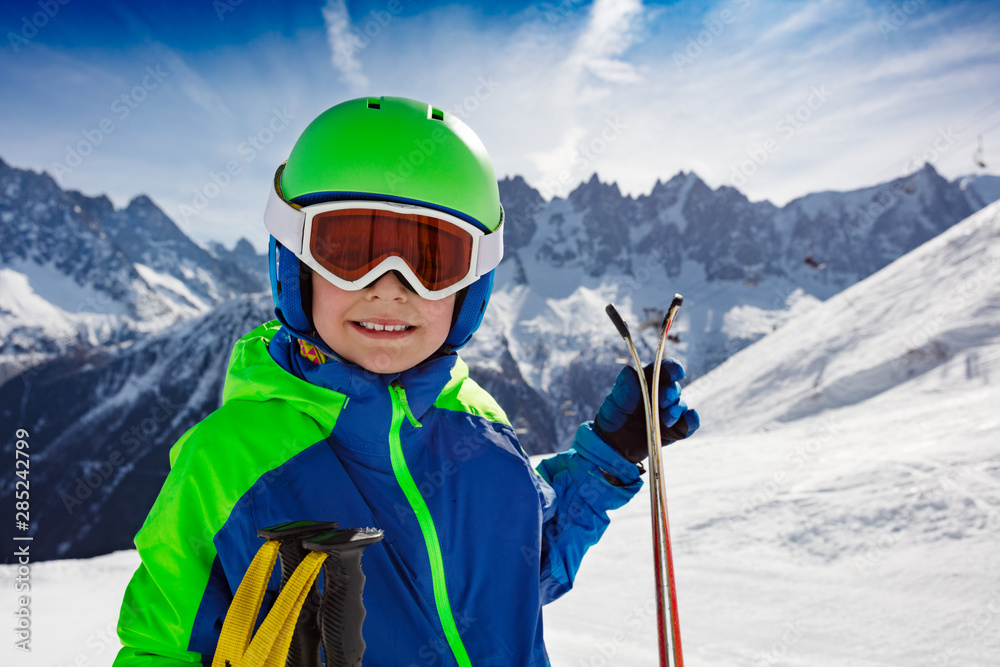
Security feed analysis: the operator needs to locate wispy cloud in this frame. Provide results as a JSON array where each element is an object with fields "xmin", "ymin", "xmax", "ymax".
[
  {"xmin": 566, "ymin": 0, "xmax": 644, "ymax": 90},
  {"xmin": 2, "ymin": 0, "xmax": 999, "ymax": 250},
  {"xmin": 519, "ymin": 0, "xmax": 646, "ymax": 192},
  {"xmin": 107, "ymin": 4, "xmax": 233, "ymax": 119},
  {"xmin": 322, "ymin": 0, "xmax": 369, "ymax": 89},
  {"xmin": 759, "ymin": 0, "xmax": 841, "ymax": 42},
  {"xmin": 150, "ymin": 43, "xmax": 232, "ymax": 119}
]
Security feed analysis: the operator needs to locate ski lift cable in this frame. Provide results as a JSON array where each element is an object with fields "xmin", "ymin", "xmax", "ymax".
[{"xmin": 867, "ymin": 97, "xmax": 1000, "ymax": 182}]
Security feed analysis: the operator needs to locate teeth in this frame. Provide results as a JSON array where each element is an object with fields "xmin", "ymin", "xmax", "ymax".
[{"xmin": 358, "ymin": 322, "xmax": 411, "ymax": 332}]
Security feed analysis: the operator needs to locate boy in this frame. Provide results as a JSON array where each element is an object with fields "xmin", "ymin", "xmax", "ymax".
[{"xmin": 115, "ymin": 96, "xmax": 698, "ymax": 665}]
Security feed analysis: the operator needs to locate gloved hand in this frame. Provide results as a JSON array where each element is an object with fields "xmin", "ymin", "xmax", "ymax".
[{"xmin": 593, "ymin": 359, "xmax": 700, "ymax": 464}]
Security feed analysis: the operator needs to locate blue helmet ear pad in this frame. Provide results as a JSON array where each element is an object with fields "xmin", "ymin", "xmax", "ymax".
[
  {"xmin": 269, "ymin": 236, "xmax": 312, "ymax": 334},
  {"xmin": 446, "ymin": 270, "xmax": 494, "ymax": 350}
]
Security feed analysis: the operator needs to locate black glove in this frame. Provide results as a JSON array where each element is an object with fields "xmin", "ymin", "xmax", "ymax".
[{"xmin": 593, "ymin": 359, "xmax": 700, "ymax": 464}]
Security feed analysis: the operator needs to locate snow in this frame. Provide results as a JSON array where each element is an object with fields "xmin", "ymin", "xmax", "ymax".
[
  {"xmin": 661, "ymin": 172, "xmax": 700, "ymax": 236},
  {"xmin": 2, "ymin": 259, "xmax": 126, "ymax": 316},
  {"xmin": 4, "ymin": 204, "xmax": 1000, "ymax": 665},
  {"xmin": 1, "ymin": 550, "xmax": 140, "ymax": 665},
  {"xmin": 0, "ymin": 263, "xmax": 129, "ymax": 364},
  {"xmin": 720, "ymin": 288, "xmax": 821, "ymax": 340},
  {"xmin": 0, "ymin": 259, "xmax": 187, "ymax": 382},
  {"xmin": 133, "ymin": 262, "xmax": 210, "ymax": 313},
  {"xmin": 0, "ymin": 269, "xmax": 79, "ymax": 340}
]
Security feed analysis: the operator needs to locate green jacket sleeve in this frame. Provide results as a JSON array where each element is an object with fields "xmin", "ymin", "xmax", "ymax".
[
  {"xmin": 113, "ymin": 322, "xmax": 344, "ymax": 664},
  {"xmin": 113, "ymin": 422, "xmax": 220, "ymax": 666}
]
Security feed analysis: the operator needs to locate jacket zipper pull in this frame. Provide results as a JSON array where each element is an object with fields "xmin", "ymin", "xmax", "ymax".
[{"xmin": 391, "ymin": 384, "xmax": 422, "ymax": 428}]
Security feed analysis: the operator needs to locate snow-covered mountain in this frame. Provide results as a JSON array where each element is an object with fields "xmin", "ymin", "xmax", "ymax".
[
  {"xmin": 462, "ymin": 163, "xmax": 992, "ymax": 452},
  {"xmin": 2, "ymin": 153, "xmax": 998, "ymax": 561},
  {"xmin": 0, "ymin": 295, "xmax": 274, "ymax": 561},
  {"xmin": 4, "ymin": 201, "xmax": 997, "ymax": 667},
  {"xmin": 959, "ymin": 172, "xmax": 1000, "ymax": 211},
  {"xmin": 498, "ymin": 163, "xmax": 978, "ymax": 289},
  {"xmin": 0, "ymin": 157, "xmax": 267, "ymax": 383}
]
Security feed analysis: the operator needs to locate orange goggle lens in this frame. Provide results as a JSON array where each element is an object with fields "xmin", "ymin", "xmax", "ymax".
[{"xmin": 309, "ymin": 208, "xmax": 475, "ymax": 292}]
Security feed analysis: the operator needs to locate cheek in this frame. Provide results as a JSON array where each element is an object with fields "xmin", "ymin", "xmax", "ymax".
[
  {"xmin": 311, "ymin": 274, "xmax": 355, "ymax": 325},
  {"xmin": 424, "ymin": 297, "xmax": 456, "ymax": 323},
  {"xmin": 424, "ymin": 296, "xmax": 456, "ymax": 341}
]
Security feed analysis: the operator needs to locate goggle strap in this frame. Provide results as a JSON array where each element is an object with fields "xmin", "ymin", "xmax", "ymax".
[
  {"xmin": 264, "ymin": 166, "xmax": 306, "ymax": 255},
  {"xmin": 477, "ymin": 216, "xmax": 504, "ymax": 274}
]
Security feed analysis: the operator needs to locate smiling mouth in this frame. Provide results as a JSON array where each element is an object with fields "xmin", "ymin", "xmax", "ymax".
[{"xmin": 354, "ymin": 321, "xmax": 415, "ymax": 332}]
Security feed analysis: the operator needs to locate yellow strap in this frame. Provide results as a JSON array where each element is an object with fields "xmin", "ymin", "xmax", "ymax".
[
  {"xmin": 243, "ymin": 551, "xmax": 328, "ymax": 667},
  {"xmin": 212, "ymin": 541, "xmax": 329, "ymax": 667},
  {"xmin": 213, "ymin": 540, "xmax": 280, "ymax": 667}
]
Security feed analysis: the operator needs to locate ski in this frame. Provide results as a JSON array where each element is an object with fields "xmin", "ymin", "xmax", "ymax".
[
  {"xmin": 651, "ymin": 295, "xmax": 685, "ymax": 667},
  {"xmin": 606, "ymin": 295, "xmax": 685, "ymax": 667}
]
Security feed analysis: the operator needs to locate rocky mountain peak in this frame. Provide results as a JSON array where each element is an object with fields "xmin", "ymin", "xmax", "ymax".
[{"xmin": 568, "ymin": 173, "xmax": 624, "ymax": 212}]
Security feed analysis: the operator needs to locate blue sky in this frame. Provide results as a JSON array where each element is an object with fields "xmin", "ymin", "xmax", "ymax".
[{"xmin": 2, "ymin": 0, "xmax": 999, "ymax": 251}]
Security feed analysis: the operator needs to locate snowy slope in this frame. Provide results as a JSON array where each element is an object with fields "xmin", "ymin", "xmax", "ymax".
[
  {"xmin": 4, "ymin": 205, "xmax": 998, "ymax": 665},
  {"xmin": 687, "ymin": 199, "xmax": 1000, "ymax": 433},
  {"xmin": 1, "ymin": 551, "xmax": 140, "ymax": 666}
]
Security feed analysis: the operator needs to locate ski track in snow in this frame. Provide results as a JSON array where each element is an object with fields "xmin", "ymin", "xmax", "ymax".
[{"xmin": 4, "ymin": 205, "xmax": 1000, "ymax": 664}]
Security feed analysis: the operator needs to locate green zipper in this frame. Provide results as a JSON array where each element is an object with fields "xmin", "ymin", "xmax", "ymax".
[{"xmin": 388, "ymin": 383, "xmax": 473, "ymax": 667}]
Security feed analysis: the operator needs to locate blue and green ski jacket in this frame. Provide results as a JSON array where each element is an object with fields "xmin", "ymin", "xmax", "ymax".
[{"xmin": 115, "ymin": 321, "xmax": 643, "ymax": 666}]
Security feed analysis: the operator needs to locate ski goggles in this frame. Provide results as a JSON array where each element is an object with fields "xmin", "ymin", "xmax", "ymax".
[{"xmin": 264, "ymin": 164, "xmax": 504, "ymax": 300}]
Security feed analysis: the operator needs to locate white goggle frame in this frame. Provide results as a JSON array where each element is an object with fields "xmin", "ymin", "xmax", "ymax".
[{"xmin": 263, "ymin": 168, "xmax": 504, "ymax": 300}]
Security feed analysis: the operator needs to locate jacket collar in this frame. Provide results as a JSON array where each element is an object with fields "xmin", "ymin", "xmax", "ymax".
[{"xmin": 268, "ymin": 326, "xmax": 459, "ymax": 425}]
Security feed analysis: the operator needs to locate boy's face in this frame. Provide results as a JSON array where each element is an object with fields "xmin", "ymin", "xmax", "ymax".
[{"xmin": 311, "ymin": 270, "xmax": 456, "ymax": 374}]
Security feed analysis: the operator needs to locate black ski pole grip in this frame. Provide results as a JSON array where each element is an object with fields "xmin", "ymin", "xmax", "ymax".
[
  {"xmin": 605, "ymin": 303, "xmax": 631, "ymax": 341},
  {"xmin": 258, "ymin": 520, "xmax": 339, "ymax": 667},
  {"xmin": 303, "ymin": 527, "xmax": 384, "ymax": 667}
]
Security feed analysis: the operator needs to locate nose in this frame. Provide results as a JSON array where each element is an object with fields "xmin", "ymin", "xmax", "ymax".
[{"xmin": 366, "ymin": 271, "xmax": 411, "ymax": 300}]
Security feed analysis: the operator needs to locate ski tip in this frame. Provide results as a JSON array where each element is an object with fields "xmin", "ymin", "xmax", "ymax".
[
  {"xmin": 605, "ymin": 303, "xmax": 631, "ymax": 340},
  {"xmin": 660, "ymin": 294, "xmax": 684, "ymax": 329}
]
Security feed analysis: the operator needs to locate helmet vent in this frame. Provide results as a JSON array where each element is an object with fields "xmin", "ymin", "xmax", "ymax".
[
  {"xmin": 366, "ymin": 98, "xmax": 381, "ymax": 109},
  {"xmin": 430, "ymin": 107, "xmax": 444, "ymax": 121}
]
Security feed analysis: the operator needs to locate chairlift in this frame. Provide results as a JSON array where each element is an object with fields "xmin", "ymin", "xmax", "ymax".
[{"xmin": 974, "ymin": 134, "xmax": 987, "ymax": 169}]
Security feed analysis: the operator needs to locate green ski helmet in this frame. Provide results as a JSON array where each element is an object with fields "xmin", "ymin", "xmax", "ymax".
[{"xmin": 265, "ymin": 96, "xmax": 504, "ymax": 352}]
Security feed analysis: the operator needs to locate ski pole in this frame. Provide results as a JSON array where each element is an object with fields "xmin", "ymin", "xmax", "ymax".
[
  {"xmin": 257, "ymin": 520, "xmax": 340, "ymax": 667},
  {"xmin": 302, "ymin": 527, "xmax": 384, "ymax": 667}
]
